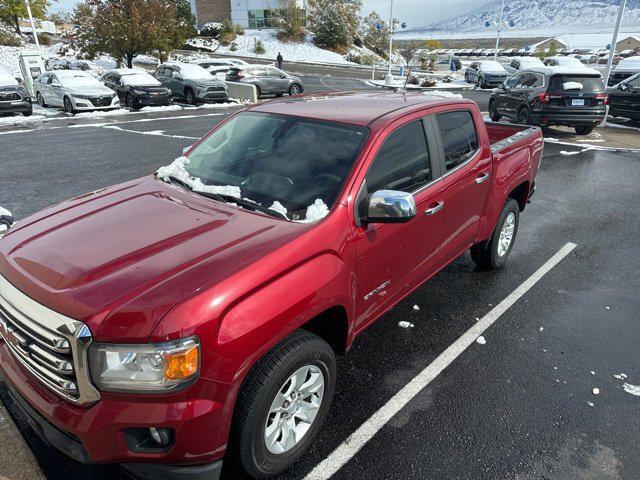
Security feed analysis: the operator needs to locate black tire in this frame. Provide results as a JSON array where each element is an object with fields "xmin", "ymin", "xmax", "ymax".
[
  {"xmin": 464, "ymin": 72, "xmax": 470, "ymax": 83},
  {"xmin": 288, "ymin": 84, "xmax": 302, "ymax": 95},
  {"xmin": 477, "ymin": 76, "xmax": 483, "ymax": 88},
  {"xmin": 470, "ymin": 198, "xmax": 520, "ymax": 270},
  {"xmin": 125, "ymin": 93, "xmax": 139, "ymax": 110},
  {"xmin": 575, "ymin": 125, "xmax": 594, "ymax": 135},
  {"xmin": 518, "ymin": 106, "xmax": 531, "ymax": 126},
  {"xmin": 185, "ymin": 88, "xmax": 197, "ymax": 105},
  {"xmin": 489, "ymin": 99, "xmax": 501, "ymax": 122},
  {"xmin": 63, "ymin": 96, "xmax": 76, "ymax": 114},
  {"xmin": 22, "ymin": 109, "xmax": 32, "ymax": 117},
  {"xmin": 230, "ymin": 330, "xmax": 337, "ymax": 479},
  {"xmin": 36, "ymin": 92, "xmax": 47, "ymax": 107},
  {"xmin": 255, "ymin": 86, "xmax": 262, "ymax": 98}
]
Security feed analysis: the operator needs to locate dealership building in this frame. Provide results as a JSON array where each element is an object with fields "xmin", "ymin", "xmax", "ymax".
[{"xmin": 189, "ymin": 0, "xmax": 306, "ymax": 28}]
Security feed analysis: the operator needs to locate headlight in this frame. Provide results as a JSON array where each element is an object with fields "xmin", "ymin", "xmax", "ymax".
[
  {"xmin": 195, "ymin": 82, "xmax": 206, "ymax": 88},
  {"xmin": 132, "ymin": 89, "xmax": 147, "ymax": 95},
  {"xmin": 73, "ymin": 94, "xmax": 92, "ymax": 100},
  {"xmin": 89, "ymin": 337, "xmax": 200, "ymax": 393}
]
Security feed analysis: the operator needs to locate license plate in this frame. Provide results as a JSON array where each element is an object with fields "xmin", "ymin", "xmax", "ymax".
[{"xmin": 572, "ymin": 99, "xmax": 585, "ymax": 106}]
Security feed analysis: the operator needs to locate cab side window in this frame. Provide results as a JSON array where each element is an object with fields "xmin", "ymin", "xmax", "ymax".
[
  {"xmin": 435, "ymin": 111, "xmax": 479, "ymax": 172},
  {"xmin": 506, "ymin": 74, "xmax": 521, "ymax": 87},
  {"xmin": 365, "ymin": 121, "xmax": 432, "ymax": 194}
]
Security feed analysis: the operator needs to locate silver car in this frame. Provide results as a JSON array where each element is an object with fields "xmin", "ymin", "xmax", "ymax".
[
  {"xmin": 153, "ymin": 62, "xmax": 228, "ymax": 105},
  {"xmin": 226, "ymin": 65, "xmax": 304, "ymax": 98},
  {"xmin": 34, "ymin": 70, "xmax": 119, "ymax": 114}
]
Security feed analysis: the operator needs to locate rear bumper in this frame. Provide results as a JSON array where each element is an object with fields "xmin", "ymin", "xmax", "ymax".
[
  {"xmin": 0, "ymin": 341, "xmax": 230, "ymax": 478},
  {"xmin": 530, "ymin": 109, "xmax": 605, "ymax": 126}
]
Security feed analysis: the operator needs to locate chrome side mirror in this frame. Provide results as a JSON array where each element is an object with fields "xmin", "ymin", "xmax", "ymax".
[{"xmin": 367, "ymin": 190, "xmax": 417, "ymax": 224}]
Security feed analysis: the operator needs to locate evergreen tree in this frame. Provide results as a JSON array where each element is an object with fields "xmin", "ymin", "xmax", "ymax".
[{"xmin": 308, "ymin": 0, "xmax": 361, "ymax": 51}]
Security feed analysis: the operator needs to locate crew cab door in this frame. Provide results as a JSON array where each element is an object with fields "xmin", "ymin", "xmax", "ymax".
[
  {"xmin": 353, "ymin": 118, "xmax": 446, "ymax": 331},
  {"xmin": 433, "ymin": 109, "xmax": 492, "ymax": 263}
]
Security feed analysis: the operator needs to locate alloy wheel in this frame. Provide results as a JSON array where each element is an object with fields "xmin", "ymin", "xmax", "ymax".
[
  {"xmin": 289, "ymin": 84, "xmax": 301, "ymax": 95},
  {"xmin": 264, "ymin": 365, "xmax": 325, "ymax": 455},
  {"xmin": 497, "ymin": 212, "xmax": 516, "ymax": 257}
]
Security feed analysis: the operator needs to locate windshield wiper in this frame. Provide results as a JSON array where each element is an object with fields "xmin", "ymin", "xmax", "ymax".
[
  {"xmin": 194, "ymin": 190, "xmax": 289, "ymax": 220},
  {"xmin": 167, "ymin": 175, "xmax": 193, "ymax": 191}
]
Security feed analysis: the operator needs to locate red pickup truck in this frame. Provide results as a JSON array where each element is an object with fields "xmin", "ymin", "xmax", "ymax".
[{"xmin": 0, "ymin": 92, "xmax": 542, "ymax": 479}]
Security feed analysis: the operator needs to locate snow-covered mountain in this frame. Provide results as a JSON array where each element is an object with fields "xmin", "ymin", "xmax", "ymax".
[{"xmin": 413, "ymin": 0, "xmax": 640, "ymax": 33}]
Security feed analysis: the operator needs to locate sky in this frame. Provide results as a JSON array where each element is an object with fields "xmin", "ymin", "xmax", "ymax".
[{"xmin": 50, "ymin": 0, "xmax": 483, "ymax": 27}]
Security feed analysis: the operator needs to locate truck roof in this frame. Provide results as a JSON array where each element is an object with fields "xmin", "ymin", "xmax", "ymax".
[{"xmin": 249, "ymin": 91, "xmax": 474, "ymax": 127}]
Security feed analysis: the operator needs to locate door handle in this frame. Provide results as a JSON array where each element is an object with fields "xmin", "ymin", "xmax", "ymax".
[
  {"xmin": 475, "ymin": 173, "xmax": 490, "ymax": 184},
  {"xmin": 425, "ymin": 202, "xmax": 445, "ymax": 216}
]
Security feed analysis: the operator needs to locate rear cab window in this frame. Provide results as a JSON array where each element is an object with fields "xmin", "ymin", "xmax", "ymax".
[{"xmin": 435, "ymin": 110, "xmax": 479, "ymax": 172}]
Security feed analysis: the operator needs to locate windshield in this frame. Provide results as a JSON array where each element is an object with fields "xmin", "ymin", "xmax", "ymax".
[
  {"xmin": 178, "ymin": 63, "xmax": 214, "ymax": 80},
  {"xmin": 120, "ymin": 71, "xmax": 160, "ymax": 86},
  {"xmin": 549, "ymin": 75, "xmax": 604, "ymax": 92},
  {"xmin": 160, "ymin": 112, "xmax": 369, "ymax": 222},
  {"xmin": 58, "ymin": 73, "xmax": 103, "ymax": 88}
]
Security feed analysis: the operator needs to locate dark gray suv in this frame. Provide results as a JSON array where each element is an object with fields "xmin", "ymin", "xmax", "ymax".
[
  {"xmin": 226, "ymin": 65, "xmax": 303, "ymax": 98},
  {"xmin": 0, "ymin": 67, "xmax": 32, "ymax": 117},
  {"xmin": 153, "ymin": 62, "xmax": 228, "ymax": 105}
]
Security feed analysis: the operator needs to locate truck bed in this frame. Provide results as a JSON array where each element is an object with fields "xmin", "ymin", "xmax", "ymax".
[{"xmin": 485, "ymin": 121, "xmax": 543, "ymax": 154}]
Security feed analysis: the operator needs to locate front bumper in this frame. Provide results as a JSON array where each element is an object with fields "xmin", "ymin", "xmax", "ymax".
[
  {"xmin": 530, "ymin": 109, "xmax": 606, "ymax": 126},
  {"xmin": 0, "ymin": 341, "xmax": 229, "ymax": 479},
  {"xmin": 0, "ymin": 100, "xmax": 32, "ymax": 114},
  {"xmin": 196, "ymin": 89, "xmax": 229, "ymax": 102},
  {"xmin": 134, "ymin": 95, "xmax": 173, "ymax": 107}
]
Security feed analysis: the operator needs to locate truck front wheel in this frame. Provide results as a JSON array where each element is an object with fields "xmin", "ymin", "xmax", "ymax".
[
  {"xmin": 471, "ymin": 198, "xmax": 520, "ymax": 269},
  {"xmin": 230, "ymin": 330, "xmax": 337, "ymax": 479}
]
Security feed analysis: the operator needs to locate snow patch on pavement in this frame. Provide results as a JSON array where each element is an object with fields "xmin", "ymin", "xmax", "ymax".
[
  {"xmin": 476, "ymin": 336, "xmax": 486, "ymax": 345},
  {"xmin": 622, "ymin": 383, "xmax": 640, "ymax": 396}
]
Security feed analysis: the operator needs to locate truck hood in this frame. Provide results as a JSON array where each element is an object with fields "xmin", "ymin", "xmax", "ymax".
[{"xmin": 0, "ymin": 176, "xmax": 309, "ymax": 341}]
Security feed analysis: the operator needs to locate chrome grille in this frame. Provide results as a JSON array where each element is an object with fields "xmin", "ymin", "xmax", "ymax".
[
  {"xmin": 0, "ymin": 275, "xmax": 100, "ymax": 405},
  {"xmin": 0, "ymin": 92, "xmax": 21, "ymax": 101}
]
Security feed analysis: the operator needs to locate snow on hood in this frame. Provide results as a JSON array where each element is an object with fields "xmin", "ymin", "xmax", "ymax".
[
  {"xmin": 175, "ymin": 63, "xmax": 217, "ymax": 81},
  {"xmin": 617, "ymin": 56, "xmax": 640, "ymax": 70},
  {"xmin": 0, "ymin": 66, "xmax": 18, "ymax": 87},
  {"xmin": 563, "ymin": 81, "xmax": 583, "ymax": 91},
  {"xmin": 120, "ymin": 71, "xmax": 161, "ymax": 87},
  {"xmin": 58, "ymin": 72, "xmax": 107, "ymax": 90},
  {"xmin": 156, "ymin": 156, "xmax": 241, "ymax": 198},
  {"xmin": 479, "ymin": 61, "xmax": 507, "ymax": 74}
]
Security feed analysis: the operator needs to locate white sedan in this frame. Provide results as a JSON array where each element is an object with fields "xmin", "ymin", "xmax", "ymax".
[{"xmin": 34, "ymin": 70, "xmax": 119, "ymax": 114}]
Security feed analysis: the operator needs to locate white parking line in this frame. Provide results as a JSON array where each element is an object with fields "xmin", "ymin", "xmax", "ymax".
[{"xmin": 304, "ymin": 242, "xmax": 578, "ymax": 480}]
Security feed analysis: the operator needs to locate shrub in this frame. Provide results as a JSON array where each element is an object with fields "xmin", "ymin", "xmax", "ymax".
[
  {"xmin": 234, "ymin": 24, "xmax": 245, "ymax": 35},
  {"xmin": 38, "ymin": 33, "xmax": 54, "ymax": 46},
  {"xmin": 229, "ymin": 41, "xmax": 238, "ymax": 51},
  {"xmin": 218, "ymin": 19, "xmax": 237, "ymax": 46},
  {"xmin": 253, "ymin": 38, "xmax": 266, "ymax": 54},
  {"xmin": 0, "ymin": 29, "xmax": 21, "ymax": 46},
  {"xmin": 200, "ymin": 22, "xmax": 222, "ymax": 38}
]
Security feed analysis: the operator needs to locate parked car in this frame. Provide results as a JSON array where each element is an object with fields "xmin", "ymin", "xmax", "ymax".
[
  {"xmin": 489, "ymin": 66, "xmax": 607, "ymax": 134},
  {"xmin": 100, "ymin": 69, "xmax": 172, "ymax": 109},
  {"xmin": 437, "ymin": 57, "xmax": 462, "ymax": 70},
  {"xmin": 0, "ymin": 66, "xmax": 32, "ymax": 117},
  {"xmin": 226, "ymin": 65, "xmax": 303, "ymax": 97},
  {"xmin": 607, "ymin": 72, "xmax": 640, "ymax": 120},
  {"xmin": 544, "ymin": 56, "xmax": 583, "ymax": 68},
  {"xmin": 505, "ymin": 56, "xmax": 545, "ymax": 74},
  {"xmin": 34, "ymin": 70, "xmax": 119, "ymax": 114},
  {"xmin": 619, "ymin": 49, "xmax": 636, "ymax": 58},
  {"xmin": 607, "ymin": 56, "xmax": 640, "ymax": 86},
  {"xmin": 153, "ymin": 62, "xmax": 228, "ymax": 105},
  {"xmin": 0, "ymin": 91, "xmax": 542, "ymax": 480},
  {"xmin": 193, "ymin": 58, "xmax": 237, "ymax": 76},
  {"xmin": 465, "ymin": 61, "xmax": 510, "ymax": 88}
]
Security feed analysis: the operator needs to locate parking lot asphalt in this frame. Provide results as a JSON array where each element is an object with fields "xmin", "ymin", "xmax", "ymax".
[{"xmin": 1, "ymin": 72, "xmax": 639, "ymax": 480}]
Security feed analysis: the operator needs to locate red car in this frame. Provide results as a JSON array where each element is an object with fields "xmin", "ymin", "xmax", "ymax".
[{"xmin": 0, "ymin": 92, "xmax": 542, "ymax": 479}]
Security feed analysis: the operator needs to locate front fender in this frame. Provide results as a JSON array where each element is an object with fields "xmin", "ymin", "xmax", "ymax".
[{"xmin": 214, "ymin": 253, "xmax": 350, "ymax": 385}]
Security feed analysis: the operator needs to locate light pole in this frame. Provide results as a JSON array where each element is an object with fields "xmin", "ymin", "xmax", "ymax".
[
  {"xmin": 494, "ymin": 0, "xmax": 506, "ymax": 61},
  {"xmin": 602, "ymin": 0, "xmax": 627, "ymax": 125},
  {"xmin": 25, "ymin": 0, "xmax": 40, "ymax": 47},
  {"xmin": 387, "ymin": 0, "xmax": 394, "ymax": 75}
]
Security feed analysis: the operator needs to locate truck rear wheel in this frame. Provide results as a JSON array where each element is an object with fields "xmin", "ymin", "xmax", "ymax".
[
  {"xmin": 230, "ymin": 330, "xmax": 336, "ymax": 479},
  {"xmin": 471, "ymin": 198, "xmax": 520, "ymax": 270}
]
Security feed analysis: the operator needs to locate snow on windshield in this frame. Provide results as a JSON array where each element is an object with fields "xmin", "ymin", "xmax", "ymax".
[
  {"xmin": 120, "ymin": 71, "xmax": 161, "ymax": 86},
  {"xmin": 519, "ymin": 57, "xmax": 544, "ymax": 66},
  {"xmin": 0, "ymin": 67, "xmax": 18, "ymax": 86},
  {"xmin": 58, "ymin": 72, "xmax": 103, "ymax": 88},
  {"xmin": 157, "ymin": 157, "xmax": 331, "ymax": 223},
  {"xmin": 157, "ymin": 156, "xmax": 241, "ymax": 197},
  {"xmin": 177, "ymin": 64, "xmax": 213, "ymax": 80}
]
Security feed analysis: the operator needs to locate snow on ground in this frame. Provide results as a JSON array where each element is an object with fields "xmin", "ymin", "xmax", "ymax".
[
  {"xmin": 186, "ymin": 29, "xmax": 355, "ymax": 65},
  {"xmin": 623, "ymin": 383, "xmax": 640, "ymax": 396},
  {"xmin": 368, "ymin": 79, "xmax": 471, "ymax": 91}
]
